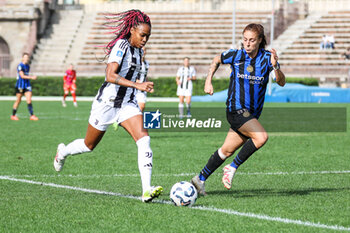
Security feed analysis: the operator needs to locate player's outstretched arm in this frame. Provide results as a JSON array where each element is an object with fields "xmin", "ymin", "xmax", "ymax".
[
  {"xmin": 205, "ymin": 55, "xmax": 221, "ymax": 95},
  {"xmin": 106, "ymin": 62, "xmax": 154, "ymax": 93}
]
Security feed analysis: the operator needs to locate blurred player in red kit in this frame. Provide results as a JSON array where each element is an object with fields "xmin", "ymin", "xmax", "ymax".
[{"xmin": 62, "ymin": 64, "xmax": 77, "ymax": 107}]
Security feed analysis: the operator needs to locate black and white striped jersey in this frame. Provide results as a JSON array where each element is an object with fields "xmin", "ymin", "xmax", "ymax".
[
  {"xmin": 137, "ymin": 60, "xmax": 149, "ymax": 83},
  {"xmin": 176, "ymin": 66, "xmax": 196, "ymax": 90},
  {"xmin": 96, "ymin": 39, "xmax": 143, "ymax": 108}
]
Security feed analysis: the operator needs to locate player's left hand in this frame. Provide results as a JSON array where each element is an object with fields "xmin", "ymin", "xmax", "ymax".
[{"xmin": 270, "ymin": 48, "xmax": 278, "ymax": 67}]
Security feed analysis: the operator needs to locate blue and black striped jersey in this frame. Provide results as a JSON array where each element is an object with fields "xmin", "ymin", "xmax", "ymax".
[
  {"xmin": 221, "ymin": 48, "xmax": 277, "ymax": 118},
  {"xmin": 15, "ymin": 62, "xmax": 31, "ymax": 89}
]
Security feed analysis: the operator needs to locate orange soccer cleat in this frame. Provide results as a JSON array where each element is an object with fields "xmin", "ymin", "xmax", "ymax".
[
  {"xmin": 30, "ymin": 115, "xmax": 39, "ymax": 121},
  {"xmin": 11, "ymin": 115, "xmax": 19, "ymax": 121}
]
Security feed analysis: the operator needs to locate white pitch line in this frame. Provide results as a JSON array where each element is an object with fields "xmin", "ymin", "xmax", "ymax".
[
  {"xmin": 0, "ymin": 96, "xmax": 178, "ymax": 102},
  {"xmin": 0, "ymin": 175, "xmax": 349, "ymax": 232},
  {"xmin": 2, "ymin": 170, "xmax": 350, "ymax": 179},
  {"xmin": 192, "ymin": 206, "xmax": 350, "ymax": 231}
]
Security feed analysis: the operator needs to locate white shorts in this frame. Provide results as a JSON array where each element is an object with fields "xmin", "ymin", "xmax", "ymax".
[
  {"xmin": 177, "ymin": 86, "xmax": 192, "ymax": 96},
  {"xmin": 88, "ymin": 99, "xmax": 142, "ymax": 131},
  {"xmin": 136, "ymin": 91, "xmax": 147, "ymax": 103}
]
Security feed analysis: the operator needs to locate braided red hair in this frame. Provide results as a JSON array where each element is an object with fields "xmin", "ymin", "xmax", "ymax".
[{"xmin": 104, "ymin": 9, "xmax": 151, "ymax": 55}]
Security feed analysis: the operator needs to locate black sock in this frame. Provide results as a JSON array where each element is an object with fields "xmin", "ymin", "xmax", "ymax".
[
  {"xmin": 232, "ymin": 139, "xmax": 257, "ymax": 169},
  {"xmin": 27, "ymin": 103, "xmax": 33, "ymax": 115},
  {"xmin": 199, "ymin": 150, "xmax": 225, "ymax": 181},
  {"xmin": 12, "ymin": 109, "xmax": 17, "ymax": 116}
]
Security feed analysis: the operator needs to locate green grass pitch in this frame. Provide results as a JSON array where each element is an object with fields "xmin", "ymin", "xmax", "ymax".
[{"xmin": 0, "ymin": 100, "xmax": 349, "ymax": 232}]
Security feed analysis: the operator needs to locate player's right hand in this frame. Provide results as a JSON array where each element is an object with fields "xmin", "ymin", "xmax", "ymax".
[
  {"xmin": 31, "ymin": 75, "xmax": 37, "ymax": 80},
  {"xmin": 204, "ymin": 82, "xmax": 214, "ymax": 95}
]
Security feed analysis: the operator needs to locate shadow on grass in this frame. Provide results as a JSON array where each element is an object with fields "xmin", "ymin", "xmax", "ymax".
[{"xmin": 207, "ymin": 187, "xmax": 350, "ymax": 198}]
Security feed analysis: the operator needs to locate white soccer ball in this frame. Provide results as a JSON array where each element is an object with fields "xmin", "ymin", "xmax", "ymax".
[{"xmin": 170, "ymin": 181, "xmax": 198, "ymax": 207}]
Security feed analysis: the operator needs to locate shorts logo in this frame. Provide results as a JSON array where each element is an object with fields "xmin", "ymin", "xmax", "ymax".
[
  {"xmin": 95, "ymin": 119, "xmax": 99, "ymax": 125},
  {"xmin": 143, "ymin": 109, "xmax": 161, "ymax": 129},
  {"xmin": 243, "ymin": 111, "xmax": 251, "ymax": 118},
  {"xmin": 116, "ymin": 50, "xmax": 123, "ymax": 57}
]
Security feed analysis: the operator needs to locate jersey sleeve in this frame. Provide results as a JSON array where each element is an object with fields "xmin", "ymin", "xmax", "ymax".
[
  {"xmin": 17, "ymin": 64, "xmax": 23, "ymax": 72},
  {"xmin": 107, "ymin": 40, "xmax": 128, "ymax": 64},
  {"xmin": 221, "ymin": 49, "xmax": 237, "ymax": 64}
]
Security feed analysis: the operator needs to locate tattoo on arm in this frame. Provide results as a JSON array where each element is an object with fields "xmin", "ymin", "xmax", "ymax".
[
  {"xmin": 208, "ymin": 59, "xmax": 220, "ymax": 77},
  {"xmin": 115, "ymin": 76, "xmax": 122, "ymax": 84}
]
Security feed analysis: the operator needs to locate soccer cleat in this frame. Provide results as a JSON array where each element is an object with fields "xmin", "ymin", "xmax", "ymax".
[
  {"xmin": 142, "ymin": 186, "xmax": 163, "ymax": 203},
  {"xmin": 73, "ymin": 102, "xmax": 78, "ymax": 107},
  {"xmin": 11, "ymin": 115, "xmax": 19, "ymax": 121},
  {"xmin": 62, "ymin": 99, "xmax": 67, "ymax": 107},
  {"xmin": 222, "ymin": 164, "xmax": 237, "ymax": 190},
  {"xmin": 30, "ymin": 115, "xmax": 39, "ymax": 121},
  {"xmin": 54, "ymin": 143, "xmax": 66, "ymax": 172},
  {"xmin": 191, "ymin": 175, "xmax": 207, "ymax": 196},
  {"xmin": 112, "ymin": 122, "xmax": 119, "ymax": 131}
]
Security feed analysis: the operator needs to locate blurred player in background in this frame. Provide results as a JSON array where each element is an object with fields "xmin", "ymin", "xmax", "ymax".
[
  {"xmin": 62, "ymin": 64, "xmax": 77, "ymax": 107},
  {"xmin": 176, "ymin": 57, "xmax": 196, "ymax": 117},
  {"xmin": 53, "ymin": 9, "xmax": 163, "ymax": 203},
  {"xmin": 191, "ymin": 23, "xmax": 285, "ymax": 195},
  {"xmin": 11, "ymin": 53, "xmax": 38, "ymax": 121}
]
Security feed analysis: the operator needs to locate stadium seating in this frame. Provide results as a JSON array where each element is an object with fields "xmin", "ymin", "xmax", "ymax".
[
  {"xmin": 276, "ymin": 11, "xmax": 350, "ymax": 84},
  {"xmin": 72, "ymin": 11, "xmax": 271, "ymax": 77},
  {"xmin": 31, "ymin": 8, "xmax": 350, "ymax": 84},
  {"xmin": 33, "ymin": 10, "xmax": 302, "ymax": 77},
  {"xmin": 31, "ymin": 9, "xmax": 86, "ymax": 75}
]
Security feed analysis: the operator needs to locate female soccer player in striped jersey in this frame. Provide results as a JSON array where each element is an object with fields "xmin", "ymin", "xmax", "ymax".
[
  {"xmin": 191, "ymin": 23, "xmax": 286, "ymax": 195},
  {"xmin": 176, "ymin": 57, "xmax": 196, "ymax": 117},
  {"xmin": 53, "ymin": 9, "xmax": 163, "ymax": 202}
]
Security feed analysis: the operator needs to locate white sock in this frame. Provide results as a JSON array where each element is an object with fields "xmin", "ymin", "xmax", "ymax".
[
  {"xmin": 136, "ymin": 136, "xmax": 153, "ymax": 194},
  {"xmin": 58, "ymin": 139, "xmax": 91, "ymax": 159},
  {"xmin": 218, "ymin": 147, "xmax": 227, "ymax": 160},
  {"xmin": 178, "ymin": 103, "xmax": 184, "ymax": 117}
]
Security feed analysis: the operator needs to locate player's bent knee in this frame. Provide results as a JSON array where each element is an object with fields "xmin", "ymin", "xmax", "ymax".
[{"xmin": 254, "ymin": 132, "xmax": 269, "ymax": 148}]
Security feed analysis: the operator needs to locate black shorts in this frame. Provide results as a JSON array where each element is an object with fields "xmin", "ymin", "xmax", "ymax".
[
  {"xmin": 226, "ymin": 109, "xmax": 256, "ymax": 134},
  {"xmin": 15, "ymin": 86, "xmax": 32, "ymax": 94}
]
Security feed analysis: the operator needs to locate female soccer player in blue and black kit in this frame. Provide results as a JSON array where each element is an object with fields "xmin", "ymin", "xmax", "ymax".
[
  {"xmin": 11, "ymin": 53, "xmax": 38, "ymax": 121},
  {"xmin": 191, "ymin": 23, "xmax": 286, "ymax": 195}
]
